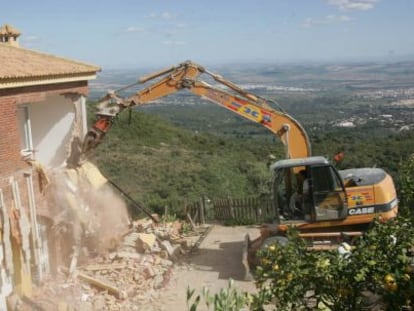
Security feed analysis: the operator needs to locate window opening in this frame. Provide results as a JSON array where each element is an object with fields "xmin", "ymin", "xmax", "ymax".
[{"xmin": 18, "ymin": 105, "xmax": 34, "ymax": 158}]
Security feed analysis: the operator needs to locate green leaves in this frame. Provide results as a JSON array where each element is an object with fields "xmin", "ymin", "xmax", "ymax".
[
  {"xmin": 254, "ymin": 217, "xmax": 414, "ymax": 310},
  {"xmin": 186, "ymin": 279, "xmax": 250, "ymax": 311},
  {"xmin": 399, "ymin": 154, "xmax": 414, "ymax": 215},
  {"xmin": 187, "ymin": 286, "xmax": 201, "ymax": 311}
]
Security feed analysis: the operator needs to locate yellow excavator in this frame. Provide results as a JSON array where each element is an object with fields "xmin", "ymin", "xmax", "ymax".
[{"xmin": 81, "ymin": 60, "xmax": 398, "ymax": 279}]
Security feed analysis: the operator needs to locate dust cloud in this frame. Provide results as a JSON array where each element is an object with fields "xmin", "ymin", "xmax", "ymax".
[{"xmin": 46, "ymin": 161, "xmax": 130, "ymax": 257}]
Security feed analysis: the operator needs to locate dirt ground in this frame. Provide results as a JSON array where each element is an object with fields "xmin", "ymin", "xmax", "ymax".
[{"xmin": 147, "ymin": 224, "xmax": 261, "ymax": 311}]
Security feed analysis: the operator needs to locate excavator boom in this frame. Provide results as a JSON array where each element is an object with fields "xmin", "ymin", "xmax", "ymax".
[
  {"xmin": 82, "ymin": 61, "xmax": 311, "ymax": 159},
  {"xmin": 188, "ymin": 80, "xmax": 310, "ymax": 159}
]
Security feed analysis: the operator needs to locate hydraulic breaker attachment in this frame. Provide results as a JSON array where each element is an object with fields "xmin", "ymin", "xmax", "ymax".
[{"xmin": 81, "ymin": 116, "xmax": 112, "ymax": 154}]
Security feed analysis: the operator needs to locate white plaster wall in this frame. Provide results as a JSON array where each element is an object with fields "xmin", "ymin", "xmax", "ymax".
[{"xmin": 30, "ymin": 94, "xmax": 74, "ymax": 167}]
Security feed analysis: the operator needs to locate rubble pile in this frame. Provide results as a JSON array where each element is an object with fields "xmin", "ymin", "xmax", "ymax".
[
  {"xmin": 3, "ymin": 160, "xmax": 211, "ymax": 310},
  {"xmin": 29, "ymin": 217, "xmax": 208, "ymax": 311}
]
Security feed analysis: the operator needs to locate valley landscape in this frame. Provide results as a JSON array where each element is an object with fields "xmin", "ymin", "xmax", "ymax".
[{"xmin": 87, "ymin": 60, "xmax": 414, "ymax": 214}]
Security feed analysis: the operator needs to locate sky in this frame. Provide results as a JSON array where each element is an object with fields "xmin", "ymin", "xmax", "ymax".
[{"xmin": 2, "ymin": 0, "xmax": 414, "ymax": 69}]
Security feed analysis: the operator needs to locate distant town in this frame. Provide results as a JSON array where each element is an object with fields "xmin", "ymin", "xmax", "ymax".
[{"xmin": 89, "ymin": 60, "xmax": 414, "ymax": 132}]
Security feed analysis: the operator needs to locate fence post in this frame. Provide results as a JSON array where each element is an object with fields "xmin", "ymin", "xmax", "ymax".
[
  {"xmin": 199, "ymin": 197, "xmax": 205, "ymax": 225},
  {"xmin": 228, "ymin": 198, "xmax": 235, "ymax": 219}
]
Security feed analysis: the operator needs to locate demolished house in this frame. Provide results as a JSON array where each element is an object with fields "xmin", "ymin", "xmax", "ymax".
[{"xmin": 0, "ymin": 23, "xmax": 109, "ymax": 308}]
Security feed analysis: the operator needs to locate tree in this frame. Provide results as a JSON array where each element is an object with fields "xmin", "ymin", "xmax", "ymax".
[
  {"xmin": 399, "ymin": 154, "xmax": 414, "ymax": 215},
  {"xmin": 254, "ymin": 218, "xmax": 414, "ymax": 311}
]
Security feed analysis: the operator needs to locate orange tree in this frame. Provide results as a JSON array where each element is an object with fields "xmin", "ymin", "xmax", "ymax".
[
  {"xmin": 399, "ymin": 154, "xmax": 414, "ymax": 216},
  {"xmin": 252, "ymin": 217, "xmax": 414, "ymax": 311}
]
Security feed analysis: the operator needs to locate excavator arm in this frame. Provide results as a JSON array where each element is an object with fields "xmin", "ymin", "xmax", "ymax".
[
  {"xmin": 82, "ymin": 61, "xmax": 311, "ymax": 159},
  {"xmin": 82, "ymin": 61, "xmax": 204, "ymax": 152}
]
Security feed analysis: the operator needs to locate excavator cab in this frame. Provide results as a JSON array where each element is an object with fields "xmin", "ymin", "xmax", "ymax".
[
  {"xmin": 271, "ymin": 156, "xmax": 348, "ymax": 223},
  {"xmin": 243, "ymin": 156, "xmax": 349, "ymax": 280}
]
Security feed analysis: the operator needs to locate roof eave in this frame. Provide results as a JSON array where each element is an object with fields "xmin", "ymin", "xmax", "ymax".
[{"xmin": 0, "ymin": 72, "xmax": 98, "ymax": 89}]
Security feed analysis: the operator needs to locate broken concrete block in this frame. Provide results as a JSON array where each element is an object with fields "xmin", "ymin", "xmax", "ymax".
[
  {"xmin": 81, "ymin": 263, "xmax": 127, "ymax": 271},
  {"xmin": 123, "ymin": 232, "xmax": 140, "ymax": 248},
  {"xmin": 133, "ymin": 219, "xmax": 153, "ymax": 232},
  {"xmin": 78, "ymin": 161, "xmax": 107, "ymax": 189},
  {"xmin": 136, "ymin": 233, "xmax": 156, "ymax": 252},
  {"xmin": 160, "ymin": 259, "xmax": 173, "ymax": 267},
  {"xmin": 160, "ymin": 240, "xmax": 182, "ymax": 261},
  {"xmin": 143, "ymin": 266, "xmax": 155, "ymax": 279},
  {"xmin": 153, "ymin": 274, "xmax": 164, "ymax": 289},
  {"xmin": 160, "ymin": 240, "xmax": 174, "ymax": 257},
  {"xmin": 76, "ymin": 271, "xmax": 127, "ymax": 300},
  {"xmin": 158, "ymin": 250, "xmax": 169, "ymax": 259},
  {"xmin": 115, "ymin": 252, "xmax": 141, "ymax": 261}
]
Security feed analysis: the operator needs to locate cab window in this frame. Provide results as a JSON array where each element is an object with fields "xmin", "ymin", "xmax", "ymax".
[{"xmin": 311, "ymin": 165, "xmax": 346, "ymax": 221}]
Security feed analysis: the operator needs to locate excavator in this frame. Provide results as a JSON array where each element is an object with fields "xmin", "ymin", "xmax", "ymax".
[{"xmin": 81, "ymin": 60, "xmax": 398, "ymax": 279}]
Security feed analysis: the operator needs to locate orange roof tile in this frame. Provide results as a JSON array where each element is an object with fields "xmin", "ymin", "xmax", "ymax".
[{"xmin": 0, "ymin": 44, "xmax": 100, "ymax": 81}]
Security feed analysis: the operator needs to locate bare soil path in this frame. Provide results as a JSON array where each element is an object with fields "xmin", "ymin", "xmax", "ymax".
[{"xmin": 149, "ymin": 224, "xmax": 261, "ymax": 311}]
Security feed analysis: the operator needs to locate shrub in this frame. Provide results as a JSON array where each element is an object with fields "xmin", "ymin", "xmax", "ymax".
[
  {"xmin": 254, "ymin": 217, "xmax": 414, "ymax": 311},
  {"xmin": 399, "ymin": 154, "xmax": 414, "ymax": 216},
  {"xmin": 187, "ymin": 279, "xmax": 250, "ymax": 311}
]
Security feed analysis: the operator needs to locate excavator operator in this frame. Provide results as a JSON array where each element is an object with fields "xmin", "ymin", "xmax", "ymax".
[{"xmin": 289, "ymin": 169, "xmax": 309, "ymax": 218}]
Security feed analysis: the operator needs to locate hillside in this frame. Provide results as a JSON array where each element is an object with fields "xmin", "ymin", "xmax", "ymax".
[
  {"xmin": 87, "ymin": 61, "xmax": 414, "ymax": 217},
  {"xmin": 88, "ymin": 100, "xmax": 414, "ymax": 218},
  {"xmin": 89, "ymin": 108, "xmax": 281, "ymax": 216}
]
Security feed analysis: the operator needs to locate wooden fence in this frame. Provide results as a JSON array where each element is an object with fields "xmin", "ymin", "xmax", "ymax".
[
  {"xmin": 186, "ymin": 199, "xmax": 205, "ymax": 225},
  {"xmin": 150, "ymin": 196, "xmax": 276, "ymax": 225},
  {"xmin": 212, "ymin": 197, "xmax": 276, "ymax": 223}
]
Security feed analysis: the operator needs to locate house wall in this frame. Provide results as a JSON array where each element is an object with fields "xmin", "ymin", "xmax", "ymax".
[
  {"xmin": 0, "ymin": 80, "xmax": 90, "ymax": 297},
  {"xmin": 30, "ymin": 94, "xmax": 74, "ymax": 167},
  {"xmin": 0, "ymin": 95, "xmax": 22, "ymax": 174},
  {"xmin": 0, "ymin": 81, "xmax": 89, "ymax": 175}
]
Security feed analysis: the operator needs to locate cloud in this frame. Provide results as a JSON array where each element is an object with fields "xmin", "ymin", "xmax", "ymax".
[
  {"xmin": 21, "ymin": 35, "xmax": 40, "ymax": 48},
  {"xmin": 146, "ymin": 11, "xmax": 177, "ymax": 20},
  {"xmin": 303, "ymin": 14, "xmax": 352, "ymax": 27},
  {"xmin": 161, "ymin": 12, "xmax": 174, "ymax": 20},
  {"xmin": 24, "ymin": 35, "xmax": 39, "ymax": 41},
  {"xmin": 175, "ymin": 23, "xmax": 188, "ymax": 29},
  {"xmin": 163, "ymin": 40, "xmax": 187, "ymax": 46},
  {"xmin": 325, "ymin": 0, "xmax": 379, "ymax": 11},
  {"xmin": 125, "ymin": 26, "xmax": 145, "ymax": 33},
  {"xmin": 142, "ymin": 11, "xmax": 187, "ymax": 44}
]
